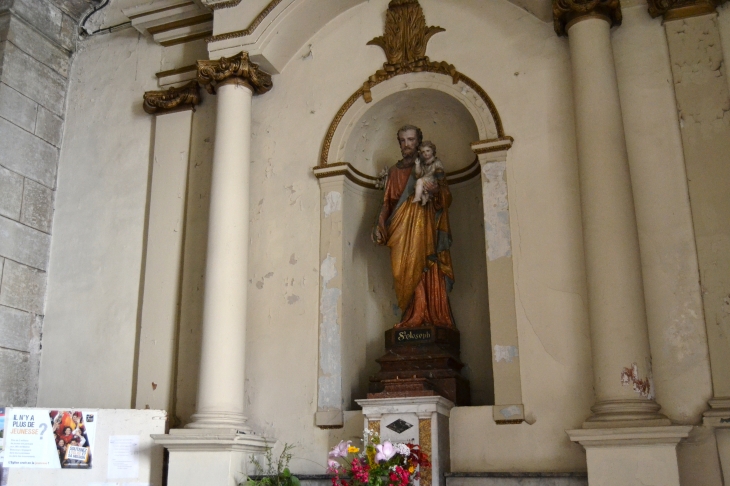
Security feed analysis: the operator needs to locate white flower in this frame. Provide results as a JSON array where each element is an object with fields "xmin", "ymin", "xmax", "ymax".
[{"xmin": 393, "ymin": 443, "xmax": 410, "ymax": 456}]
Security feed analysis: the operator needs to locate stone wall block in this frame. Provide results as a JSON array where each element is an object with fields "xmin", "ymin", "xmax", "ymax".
[
  {"xmin": 0, "ymin": 304, "xmax": 31, "ymax": 351},
  {"xmin": 0, "ymin": 347, "xmax": 28, "ymax": 406},
  {"xmin": 0, "ymin": 216, "xmax": 51, "ymax": 270},
  {"xmin": 59, "ymin": 12, "xmax": 75, "ymax": 52},
  {"xmin": 0, "ymin": 81, "xmax": 38, "ymax": 132},
  {"xmin": 35, "ymin": 106, "xmax": 63, "ymax": 147},
  {"xmin": 0, "ymin": 117, "xmax": 58, "ymax": 188},
  {"xmin": 0, "ymin": 41, "xmax": 66, "ymax": 116},
  {"xmin": 54, "ymin": 0, "xmax": 93, "ymax": 21},
  {"xmin": 0, "ymin": 11, "xmax": 9, "ymax": 40},
  {"xmin": 26, "ymin": 312, "xmax": 41, "ymax": 405},
  {"xmin": 5, "ymin": 14, "xmax": 71, "ymax": 77},
  {"xmin": 9, "ymin": 0, "xmax": 62, "ymax": 47},
  {"xmin": 20, "ymin": 177, "xmax": 54, "ymax": 233},
  {"xmin": 0, "ymin": 259, "xmax": 47, "ymax": 314},
  {"xmin": 0, "ymin": 164, "xmax": 22, "ymax": 219}
]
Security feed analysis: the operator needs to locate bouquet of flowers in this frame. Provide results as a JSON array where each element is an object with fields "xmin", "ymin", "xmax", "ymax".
[{"xmin": 327, "ymin": 432, "xmax": 430, "ymax": 486}]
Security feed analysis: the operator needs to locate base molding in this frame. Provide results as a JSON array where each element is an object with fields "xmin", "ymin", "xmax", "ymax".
[
  {"xmin": 703, "ymin": 396, "xmax": 730, "ymax": 427},
  {"xmin": 568, "ymin": 426, "xmax": 691, "ymax": 486},
  {"xmin": 153, "ymin": 429, "xmax": 273, "ymax": 486},
  {"xmin": 582, "ymin": 399, "xmax": 671, "ymax": 429}
]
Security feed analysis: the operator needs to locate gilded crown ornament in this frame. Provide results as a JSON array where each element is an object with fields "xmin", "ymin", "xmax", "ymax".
[
  {"xmin": 197, "ymin": 52, "xmax": 273, "ymax": 95},
  {"xmin": 362, "ymin": 0, "xmax": 458, "ymax": 102},
  {"xmin": 143, "ymin": 80, "xmax": 201, "ymax": 115},
  {"xmin": 553, "ymin": 0, "xmax": 622, "ymax": 36},
  {"xmin": 646, "ymin": 0, "xmax": 722, "ymax": 19}
]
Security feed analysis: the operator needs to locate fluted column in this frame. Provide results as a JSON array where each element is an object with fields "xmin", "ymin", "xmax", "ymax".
[
  {"xmin": 186, "ymin": 52, "xmax": 273, "ymax": 430},
  {"xmin": 554, "ymin": 0, "xmax": 669, "ymax": 428}
]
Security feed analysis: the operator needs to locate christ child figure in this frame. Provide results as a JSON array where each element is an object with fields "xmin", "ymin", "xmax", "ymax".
[{"xmin": 412, "ymin": 141, "xmax": 444, "ymax": 206}]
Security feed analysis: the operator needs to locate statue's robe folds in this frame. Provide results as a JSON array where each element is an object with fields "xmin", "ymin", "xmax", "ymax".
[{"xmin": 377, "ymin": 161, "xmax": 455, "ymax": 328}]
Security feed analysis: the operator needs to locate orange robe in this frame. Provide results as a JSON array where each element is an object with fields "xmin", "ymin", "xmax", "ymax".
[{"xmin": 376, "ymin": 161, "xmax": 455, "ymax": 328}]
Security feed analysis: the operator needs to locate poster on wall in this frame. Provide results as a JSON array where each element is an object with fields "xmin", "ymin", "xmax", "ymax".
[{"xmin": 3, "ymin": 409, "xmax": 97, "ymax": 469}]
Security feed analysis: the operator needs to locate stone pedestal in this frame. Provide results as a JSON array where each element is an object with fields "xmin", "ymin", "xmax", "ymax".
[
  {"xmin": 152, "ymin": 429, "xmax": 270, "ymax": 486},
  {"xmin": 357, "ymin": 397, "xmax": 454, "ymax": 486},
  {"xmin": 368, "ymin": 326, "xmax": 470, "ymax": 406},
  {"xmin": 567, "ymin": 426, "xmax": 691, "ymax": 486}
]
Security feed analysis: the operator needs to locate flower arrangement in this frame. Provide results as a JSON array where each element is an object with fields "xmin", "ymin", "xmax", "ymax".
[{"xmin": 327, "ymin": 432, "xmax": 430, "ymax": 486}]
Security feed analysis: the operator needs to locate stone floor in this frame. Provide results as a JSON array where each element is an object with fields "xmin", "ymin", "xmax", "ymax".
[{"xmin": 445, "ymin": 473, "xmax": 588, "ymax": 486}]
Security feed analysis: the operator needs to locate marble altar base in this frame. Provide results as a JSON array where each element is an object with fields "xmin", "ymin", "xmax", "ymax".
[{"xmin": 357, "ymin": 397, "xmax": 454, "ymax": 486}]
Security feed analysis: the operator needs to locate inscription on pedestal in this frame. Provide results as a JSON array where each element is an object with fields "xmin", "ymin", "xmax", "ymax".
[{"xmin": 395, "ymin": 329, "xmax": 432, "ymax": 343}]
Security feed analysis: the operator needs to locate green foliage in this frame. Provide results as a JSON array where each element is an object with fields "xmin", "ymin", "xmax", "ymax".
[{"xmin": 244, "ymin": 444, "xmax": 301, "ymax": 486}]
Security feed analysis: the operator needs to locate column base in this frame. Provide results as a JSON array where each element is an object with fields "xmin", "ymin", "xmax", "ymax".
[
  {"xmin": 357, "ymin": 397, "xmax": 454, "ymax": 486},
  {"xmin": 583, "ymin": 399, "xmax": 671, "ymax": 428},
  {"xmin": 702, "ymin": 397, "xmax": 730, "ymax": 427},
  {"xmin": 186, "ymin": 411, "xmax": 251, "ymax": 431},
  {"xmin": 152, "ymin": 429, "xmax": 273, "ymax": 486},
  {"xmin": 702, "ymin": 397, "xmax": 730, "ymax": 482},
  {"xmin": 568, "ymin": 426, "xmax": 691, "ymax": 486}
]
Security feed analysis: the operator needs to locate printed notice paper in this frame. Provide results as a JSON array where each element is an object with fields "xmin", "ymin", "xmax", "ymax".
[
  {"xmin": 107, "ymin": 435, "xmax": 140, "ymax": 479},
  {"xmin": 4, "ymin": 408, "xmax": 97, "ymax": 469}
]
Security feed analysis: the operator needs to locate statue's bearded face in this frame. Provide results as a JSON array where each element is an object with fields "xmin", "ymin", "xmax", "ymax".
[{"xmin": 398, "ymin": 129, "xmax": 419, "ymax": 158}]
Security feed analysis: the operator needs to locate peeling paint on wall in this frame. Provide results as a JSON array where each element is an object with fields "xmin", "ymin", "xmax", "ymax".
[
  {"xmin": 324, "ymin": 191, "xmax": 342, "ymax": 218},
  {"xmin": 481, "ymin": 161, "xmax": 512, "ymax": 261},
  {"xmin": 621, "ymin": 362, "xmax": 655, "ymax": 400},
  {"xmin": 494, "ymin": 345, "xmax": 519, "ymax": 363},
  {"xmin": 318, "ymin": 253, "xmax": 342, "ymax": 410},
  {"xmin": 500, "ymin": 405, "xmax": 521, "ymax": 418}
]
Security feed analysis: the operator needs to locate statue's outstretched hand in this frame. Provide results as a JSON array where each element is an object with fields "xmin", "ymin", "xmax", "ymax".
[{"xmin": 372, "ymin": 226, "xmax": 386, "ymax": 245}]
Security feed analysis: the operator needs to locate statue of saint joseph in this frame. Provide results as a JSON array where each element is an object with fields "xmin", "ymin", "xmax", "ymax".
[{"xmin": 373, "ymin": 125, "xmax": 456, "ymax": 328}]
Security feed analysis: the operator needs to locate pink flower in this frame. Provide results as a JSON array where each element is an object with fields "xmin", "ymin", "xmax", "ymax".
[
  {"xmin": 327, "ymin": 459, "xmax": 339, "ymax": 471},
  {"xmin": 329, "ymin": 440, "xmax": 351, "ymax": 458},
  {"xmin": 375, "ymin": 442, "xmax": 396, "ymax": 462}
]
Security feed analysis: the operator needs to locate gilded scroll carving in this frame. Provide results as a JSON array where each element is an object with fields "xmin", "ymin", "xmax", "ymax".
[
  {"xmin": 552, "ymin": 0, "xmax": 622, "ymax": 36},
  {"xmin": 363, "ymin": 0, "xmax": 457, "ymax": 103},
  {"xmin": 646, "ymin": 0, "xmax": 721, "ymax": 19},
  {"xmin": 197, "ymin": 52, "xmax": 273, "ymax": 95},
  {"xmin": 143, "ymin": 80, "xmax": 201, "ymax": 114}
]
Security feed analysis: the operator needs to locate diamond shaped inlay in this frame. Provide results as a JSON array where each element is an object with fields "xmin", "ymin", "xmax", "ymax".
[{"xmin": 386, "ymin": 419, "xmax": 413, "ymax": 434}]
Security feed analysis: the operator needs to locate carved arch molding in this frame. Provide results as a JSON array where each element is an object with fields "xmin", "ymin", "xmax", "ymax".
[{"xmin": 316, "ymin": 0, "xmax": 511, "ymax": 181}]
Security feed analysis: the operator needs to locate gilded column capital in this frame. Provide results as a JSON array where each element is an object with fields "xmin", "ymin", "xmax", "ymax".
[
  {"xmin": 553, "ymin": 0, "xmax": 622, "ymax": 36},
  {"xmin": 196, "ymin": 52, "xmax": 273, "ymax": 95},
  {"xmin": 647, "ymin": 0, "xmax": 722, "ymax": 20},
  {"xmin": 143, "ymin": 81, "xmax": 201, "ymax": 115}
]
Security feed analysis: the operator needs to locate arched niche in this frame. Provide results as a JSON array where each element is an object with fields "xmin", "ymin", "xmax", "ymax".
[
  {"xmin": 343, "ymin": 88, "xmax": 479, "ymax": 176},
  {"xmin": 313, "ymin": 71, "xmax": 524, "ymax": 429}
]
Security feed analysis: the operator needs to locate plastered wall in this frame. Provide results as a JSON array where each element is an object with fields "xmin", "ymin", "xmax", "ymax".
[
  {"xmin": 38, "ymin": 29, "xmax": 163, "ymax": 408},
  {"xmin": 37, "ymin": 0, "xmax": 723, "ymax": 476}
]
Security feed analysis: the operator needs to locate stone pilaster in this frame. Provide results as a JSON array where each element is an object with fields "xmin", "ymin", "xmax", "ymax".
[
  {"xmin": 657, "ymin": 3, "xmax": 730, "ymax": 480},
  {"xmin": 135, "ymin": 82, "xmax": 201, "ymax": 414}
]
